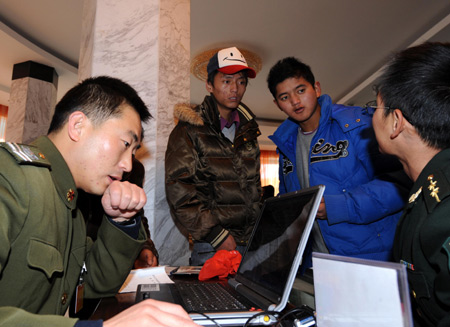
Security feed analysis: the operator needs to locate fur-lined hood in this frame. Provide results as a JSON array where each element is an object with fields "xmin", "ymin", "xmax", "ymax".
[
  {"xmin": 173, "ymin": 103, "xmax": 204, "ymax": 126},
  {"xmin": 174, "ymin": 95, "xmax": 257, "ymax": 128}
]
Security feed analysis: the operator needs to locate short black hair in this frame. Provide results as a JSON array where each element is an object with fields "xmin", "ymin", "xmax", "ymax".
[
  {"xmin": 48, "ymin": 76, "xmax": 152, "ymax": 134},
  {"xmin": 377, "ymin": 42, "xmax": 450, "ymax": 150},
  {"xmin": 267, "ymin": 57, "xmax": 315, "ymax": 99}
]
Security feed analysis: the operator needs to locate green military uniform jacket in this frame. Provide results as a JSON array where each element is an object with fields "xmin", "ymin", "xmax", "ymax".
[
  {"xmin": 0, "ymin": 136, "xmax": 146, "ymax": 326},
  {"xmin": 393, "ymin": 148, "xmax": 450, "ymax": 326}
]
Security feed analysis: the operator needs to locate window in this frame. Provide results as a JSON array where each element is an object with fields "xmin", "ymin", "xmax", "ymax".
[
  {"xmin": 260, "ymin": 150, "xmax": 279, "ymax": 196},
  {"xmin": 0, "ymin": 105, "xmax": 7, "ymax": 142}
]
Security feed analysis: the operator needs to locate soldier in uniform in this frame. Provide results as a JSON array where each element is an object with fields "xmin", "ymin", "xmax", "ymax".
[
  {"xmin": 0, "ymin": 76, "xmax": 199, "ymax": 327},
  {"xmin": 372, "ymin": 42, "xmax": 450, "ymax": 326}
]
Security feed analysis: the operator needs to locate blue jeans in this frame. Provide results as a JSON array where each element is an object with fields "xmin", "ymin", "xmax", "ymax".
[{"xmin": 190, "ymin": 242, "xmax": 247, "ymax": 266}]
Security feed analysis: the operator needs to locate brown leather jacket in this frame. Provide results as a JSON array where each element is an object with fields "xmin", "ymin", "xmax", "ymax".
[{"xmin": 165, "ymin": 95, "xmax": 261, "ymax": 248}]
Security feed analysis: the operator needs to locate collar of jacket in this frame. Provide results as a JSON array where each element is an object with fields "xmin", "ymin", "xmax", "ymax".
[
  {"xmin": 31, "ymin": 136, "xmax": 78, "ymax": 210},
  {"xmin": 409, "ymin": 148, "xmax": 450, "ymax": 213},
  {"xmin": 269, "ymin": 94, "xmax": 368, "ymax": 159},
  {"xmin": 173, "ymin": 95, "xmax": 256, "ymax": 130},
  {"xmin": 314, "ymin": 94, "xmax": 369, "ymax": 133}
]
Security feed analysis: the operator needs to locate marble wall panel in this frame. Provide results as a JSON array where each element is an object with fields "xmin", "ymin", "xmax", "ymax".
[
  {"xmin": 153, "ymin": 0, "xmax": 191, "ymax": 266},
  {"xmin": 6, "ymin": 77, "xmax": 56, "ymax": 144},
  {"xmin": 5, "ymin": 78, "xmax": 27, "ymax": 142},
  {"xmin": 23, "ymin": 78, "xmax": 56, "ymax": 144},
  {"xmin": 79, "ymin": 0, "xmax": 191, "ymax": 265}
]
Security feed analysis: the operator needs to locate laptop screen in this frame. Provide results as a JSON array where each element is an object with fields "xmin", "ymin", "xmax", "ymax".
[{"xmin": 236, "ymin": 187, "xmax": 321, "ymax": 303}]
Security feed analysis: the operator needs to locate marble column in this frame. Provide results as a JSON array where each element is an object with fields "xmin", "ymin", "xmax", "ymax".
[
  {"xmin": 79, "ymin": 0, "xmax": 191, "ymax": 265},
  {"xmin": 6, "ymin": 61, "xmax": 58, "ymax": 144}
]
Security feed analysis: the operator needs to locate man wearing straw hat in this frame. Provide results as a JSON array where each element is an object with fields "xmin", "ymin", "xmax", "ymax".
[{"xmin": 165, "ymin": 47, "xmax": 261, "ymax": 265}]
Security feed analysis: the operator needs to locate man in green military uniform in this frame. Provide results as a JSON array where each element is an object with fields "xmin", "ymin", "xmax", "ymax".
[
  {"xmin": 372, "ymin": 42, "xmax": 450, "ymax": 326},
  {"xmin": 0, "ymin": 77, "xmax": 199, "ymax": 327}
]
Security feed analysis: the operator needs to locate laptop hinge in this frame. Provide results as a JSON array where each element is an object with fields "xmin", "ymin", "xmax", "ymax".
[{"xmin": 228, "ymin": 279, "xmax": 274, "ymax": 310}]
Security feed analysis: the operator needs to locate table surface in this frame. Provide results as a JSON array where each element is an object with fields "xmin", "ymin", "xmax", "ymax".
[
  {"xmin": 88, "ymin": 273, "xmax": 315, "ymax": 322},
  {"xmin": 89, "ymin": 273, "xmax": 213, "ymax": 320},
  {"xmin": 89, "ymin": 292, "xmax": 136, "ymax": 321}
]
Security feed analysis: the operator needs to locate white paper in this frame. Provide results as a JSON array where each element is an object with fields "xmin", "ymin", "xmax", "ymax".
[
  {"xmin": 313, "ymin": 255, "xmax": 405, "ymax": 327},
  {"xmin": 119, "ymin": 266, "xmax": 174, "ymax": 293}
]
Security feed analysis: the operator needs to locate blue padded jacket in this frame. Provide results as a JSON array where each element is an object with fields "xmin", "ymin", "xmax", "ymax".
[{"xmin": 269, "ymin": 94, "xmax": 408, "ymax": 261}]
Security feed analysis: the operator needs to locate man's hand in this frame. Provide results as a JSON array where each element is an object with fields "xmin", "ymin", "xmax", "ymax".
[
  {"xmin": 103, "ymin": 299, "xmax": 200, "ymax": 327},
  {"xmin": 216, "ymin": 234, "xmax": 237, "ymax": 251},
  {"xmin": 101, "ymin": 181, "xmax": 146, "ymax": 220},
  {"xmin": 134, "ymin": 248, "xmax": 158, "ymax": 269},
  {"xmin": 316, "ymin": 197, "xmax": 327, "ymax": 220}
]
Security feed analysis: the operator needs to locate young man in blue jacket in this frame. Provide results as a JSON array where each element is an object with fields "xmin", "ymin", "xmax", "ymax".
[{"xmin": 267, "ymin": 57, "xmax": 409, "ymax": 266}]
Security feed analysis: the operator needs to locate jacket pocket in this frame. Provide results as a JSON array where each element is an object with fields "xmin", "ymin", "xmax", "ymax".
[
  {"xmin": 408, "ymin": 270, "xmax": 444, "ymax": 325},
  {"xmin": 408, "ymin": 270, "xmax": 431, "ymax": 299},
  {"xmin": 27, "ymin": 238, "xmax": 63, "ymax": 279}
]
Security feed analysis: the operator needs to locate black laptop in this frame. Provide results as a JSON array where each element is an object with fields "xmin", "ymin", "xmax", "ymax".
[{"xmin": 136, "ymin": 185, "xmax": 325, "ymax": 326}]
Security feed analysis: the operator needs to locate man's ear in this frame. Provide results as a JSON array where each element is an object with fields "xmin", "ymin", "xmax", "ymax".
[
  {"xmin": 206, "ymin": 81, "xmax": 213, "ymax": 93},
  {"xmin": 273, "ymin": 99, "xmax": 283, "ymax": 112},
  {"xmin": 314, "ymin": 81, "xmax": 322, "ymax": 98},
  {"xmin": 67, "ymin": 111, "xmax": 87, "ymax": 142},
  {"xmin": 390, "ymin": 109, "xmax": 406, "ymax": 140}
]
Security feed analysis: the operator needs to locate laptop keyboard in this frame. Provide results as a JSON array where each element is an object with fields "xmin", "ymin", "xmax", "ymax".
[{"xmin": 174, "ymin": 283, "xmax": 248, "ymax": 312}]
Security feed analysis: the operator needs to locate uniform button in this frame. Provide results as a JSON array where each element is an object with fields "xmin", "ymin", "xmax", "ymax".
[
  {"xmin": 38, "ymin": 152, "xmax": 46, "ymax": 159},
  {"xmin": 61, "ymin": 293, "xmax": 68, "ymax": 305},
  {"xmin": 356, "ymin": 119, "xmax": 360, "ymax": 122},
  {"xmin": 345, "ymin": 124, "xmax": 349, "ymax": 128},
  {"xmin": 412, "ymin": 290, "xmax": 416, "ymax": 299}
]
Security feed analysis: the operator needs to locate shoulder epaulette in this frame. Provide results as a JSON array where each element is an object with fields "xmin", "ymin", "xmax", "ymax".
[
  {"xmin": 0, "ymin": 142, "xmax": 51, "ymax": 168},
  {"xmin": 423, "ymin": 171, "xmax": 450, "ymax": 212}
]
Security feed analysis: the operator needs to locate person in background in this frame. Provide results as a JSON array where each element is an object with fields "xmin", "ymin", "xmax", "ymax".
[
  {"xmin": 74, "ymin": 158, "xmax": 159, "ymax": 320},
  {"xmin": 79, "ymin": 157, "xmax": 159, "ymax": 269},
  {"xmin": 165, "ymin": 47, "xmax": 261, "ymax": 265},
  {"xmin": 260, "ymin": 185, "xmax": 275, "ymax": 204},
  {"xmin": 267, "ymin": 57, "xmax": 409, "ymax": 268},
  {"xmin": 0, "ymin": 76, "xmax": 199, "ymax": 327},
  {"xmin": 373, "ymin": 41, "xmax": 450, "ymax": 326}
]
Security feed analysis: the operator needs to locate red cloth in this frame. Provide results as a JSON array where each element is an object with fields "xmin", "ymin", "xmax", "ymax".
[{"xmin": 198, "ymin": 250, "xmax": 242, "ymax": 281}]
